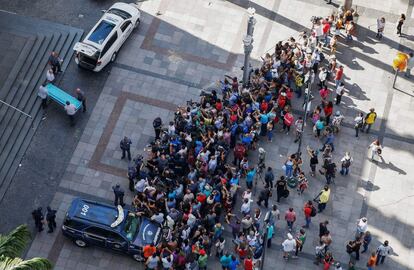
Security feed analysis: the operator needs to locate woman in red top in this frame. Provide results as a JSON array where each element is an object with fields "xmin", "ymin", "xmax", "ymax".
[
  {"xmin": 324, "ymin": 101, "xmax": 333, "ymax": 124},
  {"xmin": 244, "ymin": 255, "xmax": 253, "ymax": 270},
  {"xmin": 283, "ymin": 109, "xmax": 294, "ymax": 134}
]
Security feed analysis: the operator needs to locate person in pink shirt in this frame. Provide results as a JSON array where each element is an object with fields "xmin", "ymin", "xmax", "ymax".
[{"xmin": 285, "ymin": 207, "xmax": 296, "ymax": 231}]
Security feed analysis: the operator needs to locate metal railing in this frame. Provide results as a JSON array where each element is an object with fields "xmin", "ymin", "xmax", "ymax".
[{"xmin": 0, "ymin": 99, "xmax": 32, "ymax": 119}]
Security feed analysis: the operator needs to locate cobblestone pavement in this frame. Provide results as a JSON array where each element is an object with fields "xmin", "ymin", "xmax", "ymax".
[{"xmin": 22, "ymin": 0, "xmax": 414, "ymax": 269}]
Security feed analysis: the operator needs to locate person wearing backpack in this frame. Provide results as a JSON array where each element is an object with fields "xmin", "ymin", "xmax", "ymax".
[
  {"xmin": 303, "ymin": 200, "xmax": 316, "ymax": 228},
  {"xmin": 153, "ymin": 117, "xmax": 163, "ymax": 140},
  {"xmin": 340, "ymin": 152, "xmax": 353, "ymax": 175}
]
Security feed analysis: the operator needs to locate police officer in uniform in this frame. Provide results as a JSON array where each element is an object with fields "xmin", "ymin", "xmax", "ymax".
[
  {"xmin": 31, "ymin": 207, "xmax": 44, "ymax": 232},
  {"xmin": 112, "ymin": 184, "xmax": 125, "ymax": 207},
  {"xmin": 46, "ymin": 206, "xmax": 57, "ymax": 233},
  {"xmin": 120, "ymin": 136, "xmax": 132, "ymax": 161}
]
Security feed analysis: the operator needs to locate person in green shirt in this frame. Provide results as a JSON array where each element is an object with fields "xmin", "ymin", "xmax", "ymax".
[
  {"xmin": 198, "ymin": 249, "xmax": 208, "ymax": 270},
  {"xmin": 294, "ymin": 229, "xmax": 307, "ymax": 257}
]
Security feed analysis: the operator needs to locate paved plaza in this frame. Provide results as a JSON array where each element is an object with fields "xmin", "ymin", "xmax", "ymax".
[{"xmin": 11, "ymin": 0, "xmax": 414, "ymax": 269}]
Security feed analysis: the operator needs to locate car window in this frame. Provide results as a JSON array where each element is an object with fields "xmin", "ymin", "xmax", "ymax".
[
  {"xmin": 63, "ymin": 219, "xmax": 83, "ymax": 228},
  {"xmin": 107, "ymin": 8, "xmax": 132, "ymax": 20},
  {"xmin": 85, "ymin": 226, "xmax": 111, "ymax": 238},
  {"xmin": 88, "ymin": 20, "xmax": 116, "ymax": 45},
  {"xmin": 101, "ymin": 33, "xmax": 118, "ymax": 57},
  {"xmin": 108, "ymin": 232, "xmax": 126, "ymax": 243},
  {"xmin": 120, "ymin": 21, "xmax": 132, "ymax": 32}
]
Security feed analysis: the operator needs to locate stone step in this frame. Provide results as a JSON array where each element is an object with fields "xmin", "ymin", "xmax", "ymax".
[
  {"xmin": 0, "ymin": 32, "xmax": 63, "ymax": 177},
  {"xmin": 0, "ymin": 12, "xmax": 84, "ymax": 202},
  {"xmin": 0, "ymin": 35, "xmax": 37, "ymax": 100},
  {"xmin": 0, "ymin": 33, "xmax": 57, "ymax": 152}
]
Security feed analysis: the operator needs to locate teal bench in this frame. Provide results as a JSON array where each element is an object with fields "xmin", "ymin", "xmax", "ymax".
[{"xmin": 46, "ymin": 83, "xmax": 82, "ymax": 112}]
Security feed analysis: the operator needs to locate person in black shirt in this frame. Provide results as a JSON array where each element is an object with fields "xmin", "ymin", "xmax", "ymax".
[
  {"xmin": 276, "ymin": 176, "xmax": 288, "ymax": 203},
  {"xmin": 46, "ymin": 206, "xmax": 57, "ymax": 233},
  {"xmin": 31, "ymin": 207, "xmax": 44, "ymax": 232},
  {"xmin": 264, "ymin": 167, "xmax": 274, "ymax": 189},
  {"xmin": 120, "ymin": 136, "xmax": 132, "ymax": 161},
  {"xmin": 76, "ymin": 88, "xmax": 86, "ymax": 112},
  {"xmin": 48, "ymin": 51, "xmax": 62, "ymax": 74}
]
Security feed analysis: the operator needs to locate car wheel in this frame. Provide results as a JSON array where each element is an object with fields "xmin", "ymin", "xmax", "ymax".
[
  {"xmin": 111, "ymin": 52, "xmax": 117, "ymax": 62},
  {"xmin": 132, "ymin": 254, "xmax": 144, "ymax": 262},
  {"xmin": 74, "ymin": 239, "xmax": 87, "ymax": 248}
]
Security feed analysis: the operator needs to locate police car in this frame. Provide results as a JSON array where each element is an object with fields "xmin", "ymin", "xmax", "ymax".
[
  {"xmin": 73, "ymin": 2, "xmax": 140, "ymax": 71},
  {"xmin": 62, "ymin": 198, "xmax": 161, "ymax": 261}
]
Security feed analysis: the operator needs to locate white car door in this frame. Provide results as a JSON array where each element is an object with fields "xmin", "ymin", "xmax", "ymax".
[
  {"xmin": 120, "ymin": 20, "xmax": 134, "ymax": 43},
  {"xmin": 100, "ymin": 32, "xmax": 119, "ymax": 66}
]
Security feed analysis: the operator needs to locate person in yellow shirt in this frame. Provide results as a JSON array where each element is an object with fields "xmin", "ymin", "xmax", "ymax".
[
  {"xmin": 316, "ymin": 185, "xmax": 330, "ymax": 213},
  {"xmin": 363, "ymin": 108, "xmax": 377, "ymax": 133}
]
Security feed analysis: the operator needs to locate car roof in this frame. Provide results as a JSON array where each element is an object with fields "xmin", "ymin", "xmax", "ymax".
[
  {"xmin": 83, "ymin": 13, "xmax": 123, "ymax": 49},
  {"xmin": 67, "ymin": 198, "xmax": 128, "ymax": 230}
]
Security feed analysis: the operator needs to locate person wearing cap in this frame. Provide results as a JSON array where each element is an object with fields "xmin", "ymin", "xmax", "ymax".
[{"xmin": 282, "ymin": 233, "xmax": 296, "ymax": 260}]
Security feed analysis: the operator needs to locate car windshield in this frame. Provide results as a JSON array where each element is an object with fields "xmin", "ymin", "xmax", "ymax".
[
  {"xmin": 107, "ymin": 8, "xmax": 131, "ymax": 20},
  {"xmin": 88, "ymin": 20, "xmax": 116, "ymax": 45},
  {"xmin": 124, "ymin": 214, "xmax": 139, "ymax": 241}
]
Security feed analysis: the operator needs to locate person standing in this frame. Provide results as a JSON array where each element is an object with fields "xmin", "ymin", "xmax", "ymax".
[
  {"xmin": 396, "ymin": 14, "xmax": 406, "ymax": 36},
  {"xmin": 340, "ymin": 152, "xmax": 353, "ymax": 175},
  {"xmin": 120, "ymin": 136, "xmax": 132, "ymax": 161},
  {"xmin": 283, "ymin": 109, "xmax": 294, "ymax": 134},
  {"xmin": 282, "ymin": 233, "xmax": 296, "ymax": 260},
  {"xmin": 376, "ymin": 17, "xmax": 385, "ymax": 39},
  {"xmin": 367, "ymin": 251, "xmax": 377, "ymax": 270},
  {"xmin": 31, "ymin": 207, "xmax": 44, "ymax": 232},
  {"xmin": 316, "ymin": 185, "xmax": 330, "ymax": 213},
  {"xmin": 294, "ymin": 117, "xmax": 304, "ymax": 143},
  {"xmin": 266, "ymin": 223, "xmax": 274, "ymax": 248},
  {"xmin": 303, "ymin": 200, "xmax": 314, "ymax": 228},
  {"xmin": 46, "ymin": 68, "xmax": 55, "ymax": 82},
  {"xmin": 276, "ymin": 176, "xmax": 288, "ymax": 203},
  {"xmin": 324, "ymin": 160, "xmax": 336, "ymax": 185},
  {"xmin": 152, "ymin": 117, "xmax": 163, "ymax": 140},
  {"xmin": 112, "ymin": 184, "xmax": 125, "ymax": 206},
  {"xmin": 319, "ymin": 220, "xmax": 329, "ymax": 238},
  {"xmin": 405, "ymin": 52, "xmax": 414, "ymax": 77},
  {"xmin": 335, "ymin": 82, "xmax": 345, "ymax": 105},
  {"xmin": 335, "ymin": 65, "xmax": 344, "ymax": 89},
  {"xmin": 307, "ymin": 147, "xmax": 318, "ymax": 176},
  {"xmin": 284, "ymin": 207, "xmax": 296, "ymax": 231},
  {"xmin": 45, "ymin": 206, "xmax": 57, "ymax": 233},
  {"xmin": 64, "ymin": 101, "xmax": 76, "ymax": 126},
  {"xmin": 145, "ymin": 253, "xmax": 160, "ymax": 270},
  {"xmin": 48, "ymin": 51, "xmax": 62, "ymax": 74},
  {"xmin": 376, "ymin": 240, "xmax": 392, "ymax": 265},
  {"xmin": 257, "ymin": 186, "xmax": 271, "ymax": 208},
  {"xmin": 354, "ymin": 112, "xmax": 364, "ymax": 137},
  {"xmin": 361, "ymin": 231, "xmax": 372, "ymax": 253},
  {"xmin": 294, "ymin": 229, "xmax": 306, "ymax": 257},
  {"xmin": 76, "ymin": 88, "xmax": 86, "ymax": 112},
  {"xmin": 38, "ymin": 83, "xmax": 48, "ymax": 110},
  {"xmin": 363, "ymin": 108, "xmax": 377, "ymax": 133},
  {"xmin": 264, "ymin": 167, "xmax": 274, "ymax": 189},
  {"xmin": 369, "ymin": 139, "xmax": 383, "ymax": 161}
]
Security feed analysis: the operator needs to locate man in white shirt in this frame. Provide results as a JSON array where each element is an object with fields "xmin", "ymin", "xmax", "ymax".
[
  {"xmin": 46, "ymin": 69, "xmax": 55, "ymax": 82},
  {"xmin": 38, "ymin": 83, "xmax": 48, "ymax": 109},
  {"xmin": 336, "ymin": 82, "xmax": 345, "ymax": 105},
  {"xmin": 64, "ymin": 101, "xmax": 76, "ymax": 126},
  {"xmin": 282, "ymin": 233, "xmax": 296, "ymax": 260}
]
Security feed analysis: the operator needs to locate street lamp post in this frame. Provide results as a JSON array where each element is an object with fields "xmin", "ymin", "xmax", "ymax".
[
  {"xmin": 242, "ymin": 7, "xmax": 256, "ymax": 88},
  {"xmin": 297, "ymin": 71, "xmax": 315, "ymax": 154}
]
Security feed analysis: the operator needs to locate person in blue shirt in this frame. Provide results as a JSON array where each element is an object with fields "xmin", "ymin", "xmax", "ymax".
[
  {"xmin": 246, "ymin": 167, "xmax": 256, "ymax": 189},
  {"xmin": 267, "ymin": 224, "xmax": 274, "ymax": 248},
  {"xmin": 220, "ymin": 252, "xmax": 232, "ymax": 269},
  {"xmin": 229, "ymin": 255, "xmax": 240, "ymax": 270},
  {"xmin": 259, "ymin": 113, "xmax": 269, "ymax": 136}
]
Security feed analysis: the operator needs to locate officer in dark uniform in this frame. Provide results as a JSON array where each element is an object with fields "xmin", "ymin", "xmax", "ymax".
[
  {"xmin": 31, "ymin": 207, "xmax": 44, "ymax": 232},
  {"xmin": 112, "ymin": 184, "xmax": 125, "ymax": 207},
  {"xmin": 127, "ymin": 164, "xmax": 137, "ymax": 192},
  {"xmin": 76, "ymin": 88, "xmax": 86, "ymax": 112},
  {"xmin": 120, "ymin": 136, "xmax": 132, "ymax": 161},
  {"xmin": 46, "ymin": 206, "xmax": 57, "ymax": 233}
]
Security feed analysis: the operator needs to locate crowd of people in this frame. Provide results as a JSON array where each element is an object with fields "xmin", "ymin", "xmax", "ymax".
[{"xmin": 114, "ymin": 7, "xmax": 394, "ymax": 270}]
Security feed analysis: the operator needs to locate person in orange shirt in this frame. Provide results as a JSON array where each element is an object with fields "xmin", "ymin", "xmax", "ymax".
[
  {"xmin": 367, "ymin": 251, "xmax": 377, "ymax": 270},
  {"xmin": 143, "ymin": 243, "xmax": 157, "ymax": 260}
]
